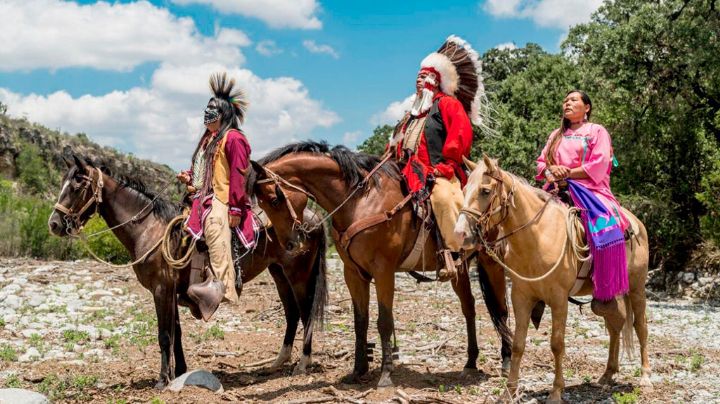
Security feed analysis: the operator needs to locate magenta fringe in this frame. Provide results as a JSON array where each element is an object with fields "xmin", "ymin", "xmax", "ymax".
[{"xmin": 591, "ymin": 240, "xmax": 629, "ymax": 301}]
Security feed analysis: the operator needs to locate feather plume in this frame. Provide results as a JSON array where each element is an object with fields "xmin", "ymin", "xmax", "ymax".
[{"xmin": 209, "ymin": 72, "xmax": 248, "ymax": 124}]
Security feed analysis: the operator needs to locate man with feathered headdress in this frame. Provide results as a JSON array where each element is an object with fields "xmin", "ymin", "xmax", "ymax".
[
  {"xmin": 177, "ymin": 72, "xmax": 257, "ymax": 320},
  {"xmin": 389, "ymin": 35, "xmax": 489, "ymax": 280}
]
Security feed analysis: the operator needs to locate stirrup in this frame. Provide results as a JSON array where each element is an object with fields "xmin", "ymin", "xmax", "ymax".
[{"xmin": 437, "ymin": 249, "xmax": 458, "ymax": 282}]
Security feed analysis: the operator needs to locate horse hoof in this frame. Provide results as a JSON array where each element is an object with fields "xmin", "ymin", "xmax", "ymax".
[
  {"xmin": 597, "ymin": 374, "xmax": 614, "ymax": 386},
  {"xmin": 501, "ymin": 358, "xmax": 511, "ymax": 378},
  {"xmin": 341, "ymin": 372, "xmax": 363, "ymax": 385},
  {"xmin": 376, "ymin": 373, "xmax": 394, "ymax": 388},
  {"xmin": 640, "ymin": 376, "xmax": 654, "ymax": 391},
  {"xmin": 461, "ymin": 367, "xmax": 479, "ymax": 379},
  {"xmin": 292, "ymin": 354, "xmax": 311, "ymax": 375},
  {"xmin": 154, "ymin": 380, "xmax": 167, "ymax": 390}
]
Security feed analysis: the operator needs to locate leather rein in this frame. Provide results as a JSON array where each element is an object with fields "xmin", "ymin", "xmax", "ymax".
[
  {"xmin": 256, "ymin": 152, "xmax": 404, "ymax": 242},
  {"xmin": 460, "ymin": 171, "xmax": 552, "ymax": 249}
]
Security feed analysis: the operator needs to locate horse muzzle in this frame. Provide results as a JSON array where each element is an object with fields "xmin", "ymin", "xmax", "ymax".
[
  {"xmin": 48, "ymin": 212, "xmax": 65, "ymax": 237},
  {"xmin": 454, "ymin": 214, "xmax": 477, "ymax": 250}
]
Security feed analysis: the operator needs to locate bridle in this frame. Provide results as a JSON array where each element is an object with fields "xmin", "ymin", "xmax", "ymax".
[
  {"xmin": 256, "ymin": 167, "xmax": 318, "ymax": 236},
  {"xmin": 460, "ymin": 171, "xmax": 516, "ymax": 245},
  {"xmin": 460, "ymin": 170, "xmax": 553, "ymax": 248},
  {"xmin": 255, "ymin": 153, "xmax": 393, "ymax": 238},
  {"xmin": 53, "ymin": 167, "xmax": 104, "ymax": 236},
  {"xmin": 53, "ymin": 166, "xmax": 166, "ymax": 238},
  {"xmin": 460, "ymin": 169, "xmax": 575, "ymax": 284}
]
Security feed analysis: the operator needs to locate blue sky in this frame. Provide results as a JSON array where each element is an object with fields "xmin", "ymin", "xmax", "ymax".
[{"xmin": 0, "ymin": 0, "xmax": 602, "ymax": 169}]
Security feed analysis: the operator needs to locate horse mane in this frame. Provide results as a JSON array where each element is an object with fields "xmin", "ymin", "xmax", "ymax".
[
  {"xmin": 247, "ymin": 140, "xmax": 401, "ymax": 193},
  {"xmin": 87, "ymin": 161, "xmax": 180, "ymax": 222},
  {"xmin": 476, "ymin": 159, "xmax": 556, "ymax": 204}
]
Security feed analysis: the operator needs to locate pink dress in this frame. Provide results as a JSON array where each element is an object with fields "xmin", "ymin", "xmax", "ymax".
[{"xmin": 536, "ymin": 122, "xmax": 628, "ymax": 231}]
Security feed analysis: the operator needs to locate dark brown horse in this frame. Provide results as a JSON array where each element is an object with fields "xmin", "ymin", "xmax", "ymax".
[
  {"xmin": 48, "ymin": 155, "xmax": 327, "ymax": 388},
  {"xmin": 248, "ymin": 141, "xmax": 512, "ymax": 387}
]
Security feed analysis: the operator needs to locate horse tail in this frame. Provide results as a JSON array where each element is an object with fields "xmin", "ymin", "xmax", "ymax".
[
  {"xmin": 306, "ymin": 223, "xmax": 328, "ymax": 345},
  {"xmin": 621, "ymin": 294, "xmax": 636, "ymax": 361},
  {"xmin": 477, "ymin": 258, "xmax": 513, "ymax": 357}
]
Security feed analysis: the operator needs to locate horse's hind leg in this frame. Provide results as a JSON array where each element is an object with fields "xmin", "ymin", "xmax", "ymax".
[
  {"xmin": 547, "ymin": 300, "xmax": 569, "ymax": 404},
  {"xmin": 173, "ymin": 306, "xmax": 187, "ymax": 376},
  {"xmin": 267, "ymin": 263, "xmax": 299, "ymax": 372},
  {"xmin": 630, "ymin": 287, "xmax": 652, "ymax": 389},
  {"xmin": 598, "ymin": 300, "xmax": 626, "ymax": 386},
  {"xmin": 341, "ymin": 265, "xmax": 371, "ymax": 384},
  {"xmin": 451, "ymin": 269, "xmax": 479, "ymax": 376},
  {"xmin": 284, "ymin": 257, "xmax": 316, "ymax": 375}
]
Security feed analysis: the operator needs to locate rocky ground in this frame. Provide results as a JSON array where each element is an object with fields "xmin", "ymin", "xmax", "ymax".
[{"xmin": 0, "ymin": 257, "xmax": 718, "ymax": 403}]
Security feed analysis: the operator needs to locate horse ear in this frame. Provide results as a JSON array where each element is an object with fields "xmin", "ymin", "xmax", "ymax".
[
  {"xmin": 463, "ymin": 155, "xmax": 477, "ymax": 172},
  {"xmin": 63, "ymin": 154, "xmax": 73, "ymax": 168},
  {"xmin": 482, "ymin": 153, "xmax": 495, "ymax": 173},
  {"xmin": 250, "ymin": 160, "xmax": 266, "ymax": 179},
  {"xmin": 72, "ymin": 154, "xmax": 87, "ymax": 170}
]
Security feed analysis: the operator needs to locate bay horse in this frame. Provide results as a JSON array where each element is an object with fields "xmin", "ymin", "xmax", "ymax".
[
  {"xmin": 454, "ymin": 155, "xmax": 652, "ymax": 403},
  {"xmin": 48, "ymin": 155, "xmax": 327, "ymax": 388},
  {"xmin": 248, "ymin": 141, "xmax": 512, "ymax": 388}
]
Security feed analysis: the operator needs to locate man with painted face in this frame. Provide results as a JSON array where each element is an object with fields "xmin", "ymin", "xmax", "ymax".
[
  {"xmin": 389, "ymin": 36, "xmax": 489, "ymax": 280},
  {"xmin": 177, "ymin": 72, "xmax": 257, "ymax": 321}
]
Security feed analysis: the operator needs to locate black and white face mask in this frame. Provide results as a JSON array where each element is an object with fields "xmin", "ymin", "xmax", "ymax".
[{"xmin": 204, "ymin": 102, "xmax": 221, "ymax": 125}]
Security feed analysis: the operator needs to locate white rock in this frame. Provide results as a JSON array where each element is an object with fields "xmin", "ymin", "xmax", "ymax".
[
  {"xmin": 18, "ymin": 347, "xmax": 41, "ymax": 362},
  {"xmin": 4, "ymin": 295, "xmax": 21, "ymax": 310},
  {"xmin": 27, "ymin": 295, "xmax": 45, "ymax": 307},
  {"xmin": 0, "ymin": 389, "xmax": 49, "ymax": 404},
  {"xmin": 167, "ymin": 369, "xmax": 223, "ymax": 393},
  {"xmin": 32, "ymin": 265, "xmax": 57, "ymax": 274},
  {"xmin": 54, "ymin": 284, "xmax": 76, "ymax": 294},
  {"xmin": 20, "ymin": 329, "xmax": 45, "ymax": 338},
  {"xmin": 2, "ymin": 313, "xmax": 18, "ymax": 325},
  {"xmin": 682, "ymin": 272, "xmax": 695, "ymax": 283}
]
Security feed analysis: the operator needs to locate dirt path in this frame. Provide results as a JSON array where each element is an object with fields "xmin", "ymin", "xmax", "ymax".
[{"xmin": 0, "ymin": 258, "xmax": 718, "ymax": 403}]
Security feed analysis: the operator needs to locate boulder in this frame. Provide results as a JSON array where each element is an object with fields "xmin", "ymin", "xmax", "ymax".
[
  {"xmin": 166, "ymin": 369, "xmax": 223, "ymax": 393},
  {"xmin": 0, "ymin": 388, "xmax": 49, "ymax": 403}
]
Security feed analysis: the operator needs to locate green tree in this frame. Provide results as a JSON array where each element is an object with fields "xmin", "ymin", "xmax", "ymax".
[
  {"xmin": 17, "ymin": 143, "xmax": 49, "ymax": 195},
  {"xmin": 564, "ymin": 0, "xmax": 720, "ymax": 269},
  {"xmin": 358, "ymin": 125, "xmax": 394, "ymax": 156},
  {"xmin": 476, "ymin": 44, "xmax": 581, "ymax": 179}
]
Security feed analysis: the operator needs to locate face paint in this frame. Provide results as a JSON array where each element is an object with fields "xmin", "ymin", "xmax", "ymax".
[{"xmin": 204, "ymin": 100, "xmax": 221, "ymax": 125}]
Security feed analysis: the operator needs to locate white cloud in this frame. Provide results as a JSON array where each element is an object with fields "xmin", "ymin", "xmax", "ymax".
[
  {"xmin": 371, "ymin": 95, "xmax": 415, "ymax": 126},
  {"xmin": 482, "ymin": 0, "xmax": 602, "ymax": 28},
  {"xmin": 302, "ymin": 40, "xmax": 339, "ymax": 59},
  {"xmin": 495, "ymin": 42, "xmax": 517, "ymax": 51},
  {"xmin": 0, "ymin": 63, "xmax": 340, "ymax": 169},
  {"xmin": 172, "ymin": 0, "xmax": 322, "ymax": 29},
  {"xmin": 256, "ymin": 40, "xmax": 284, "ymax": 57},
  {"xmin": 342, "ymin": 131, "xmax": 361, "ymax": 145},
  {"xmin": 0, "ymin": 0, "xmax": 250, "ymax": 72}
]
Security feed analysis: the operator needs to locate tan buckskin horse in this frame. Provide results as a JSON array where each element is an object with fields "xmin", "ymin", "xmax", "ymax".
[
  {"xmin": 454, "ymin": 156, "xmax": 652, "ymax": 403},
  {"xmin": 248, "ymin": 141, "xmax": 513, "ymax": 388}
]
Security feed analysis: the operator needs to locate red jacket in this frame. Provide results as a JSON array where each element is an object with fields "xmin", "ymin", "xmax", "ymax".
[{"xmin": 397, "ymin": 92, "xmax": 473, "ymax": 185}]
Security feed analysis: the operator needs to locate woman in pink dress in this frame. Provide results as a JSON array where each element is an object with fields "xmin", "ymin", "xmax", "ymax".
[{"xmin": 536, "ymin": 90, "xmax": 628, "ymax": 315}]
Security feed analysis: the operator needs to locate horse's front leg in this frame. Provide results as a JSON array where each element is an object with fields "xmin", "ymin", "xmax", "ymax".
[
  {"xmin": 547, "ymin": 300, "xmax": 569, "ymax": 404},
  {"xmin": 341, "ymin": 264, "xmax": 370, "ymax": 384},
  {"xmin": 477, "ymin": 257, "xmax": 513, "ymax": 375},
  {"xmin": 152, "ymin": 280, "xmax": 177, "ymax": 389},
  {"xmin": 374, "ymin": 270, "xmax": 396, "ymax": 388},
  {"xmin": 450, "ymin": 269, "xmax": 479, "ymax": 376},
  {"xmin": 173, "ymin": 304, "xmax": 187, "ymax": 376},
  {"xmin": 506, "ymin": 289, "xmax": 532, "ymax": 398}
]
